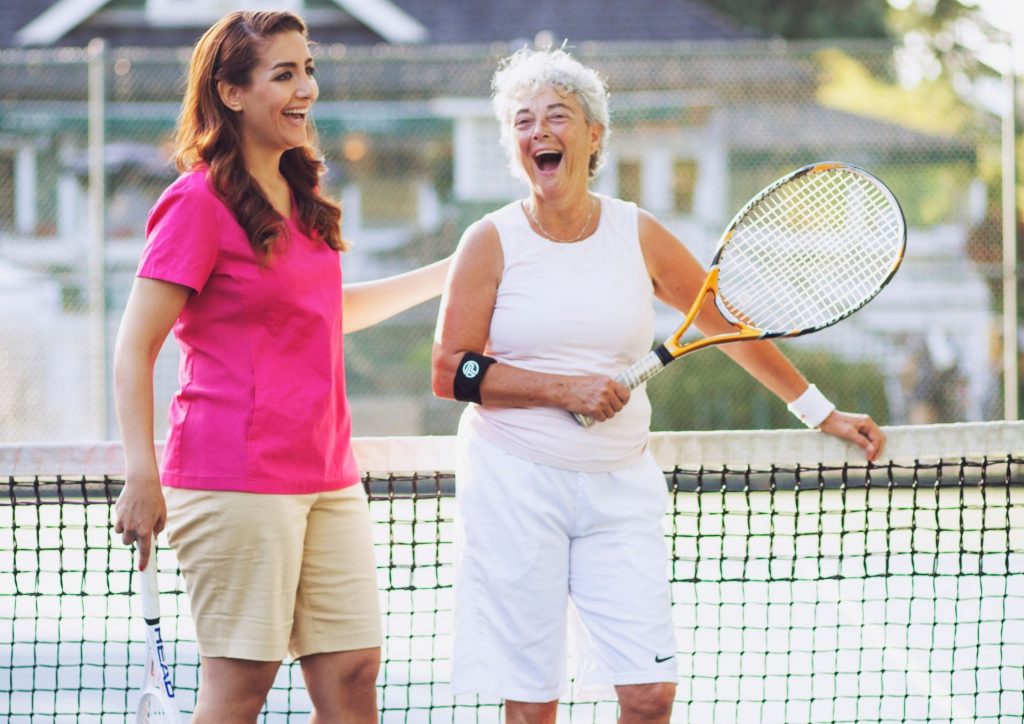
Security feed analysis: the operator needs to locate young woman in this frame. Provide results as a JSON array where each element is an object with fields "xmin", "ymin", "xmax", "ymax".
[{"xmin": 113, "ymin": 11, "xmax": 448, "ymax": 722}]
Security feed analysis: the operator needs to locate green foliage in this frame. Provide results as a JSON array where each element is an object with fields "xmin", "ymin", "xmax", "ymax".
[
  {"xmin": 814, "ymin": 48, "xmax": 974, "ymax": 135},
  {"xmin": 344, "ymin": 321, "xmax": 437, "ymax": 395},
  {"xmin": 704, "ymin": 0, "xmax": 892, "ymax": 40},
  {"xmin": 648, "ymin": 344, "xmax": 890, "ymax": 431},
  {"xmin": 887, "ymin": 0, "xmax": 1003, "ymax": 84},
  {"xmin": 872, "ymin": 161, "xmax": 974, "ymax": 227}
]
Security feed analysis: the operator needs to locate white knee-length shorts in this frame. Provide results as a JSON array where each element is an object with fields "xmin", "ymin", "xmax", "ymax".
[{"xmin": 451, "ymin": 426, "xmax": 678, "ymax": 702}]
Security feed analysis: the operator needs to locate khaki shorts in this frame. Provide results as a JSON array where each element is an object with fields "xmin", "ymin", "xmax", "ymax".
[{"xmin": 164, "ymin": 483, "xmax": 381, "ymax": 662}]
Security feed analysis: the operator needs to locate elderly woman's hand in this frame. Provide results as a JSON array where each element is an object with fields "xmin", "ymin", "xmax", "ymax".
[
  {"xmin": 819, "ymin": 411, "xmax": 886, "ymax": 462},
  {"xmin": 564, "ymin": 375, "xmax": 631, "ymax": 422}
]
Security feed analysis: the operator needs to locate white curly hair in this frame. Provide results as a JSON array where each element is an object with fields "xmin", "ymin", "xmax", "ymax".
[{"xmin": 491, "ymin": 46, "xmax": 611, "ymax": 183}]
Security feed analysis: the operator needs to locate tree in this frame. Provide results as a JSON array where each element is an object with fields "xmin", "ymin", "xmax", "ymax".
[
  {"xmin": 703, "ymin": 0, "xmax": 892, "ymax": 40},
  {"xmin": 887, "ymin": 0, "xmax": 1011, "ymax": 87}
]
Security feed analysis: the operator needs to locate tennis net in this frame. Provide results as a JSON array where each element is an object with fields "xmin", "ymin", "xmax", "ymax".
[{"xmin": 2, "ymin": 422, "xmax": 1022, "ymax": 722}]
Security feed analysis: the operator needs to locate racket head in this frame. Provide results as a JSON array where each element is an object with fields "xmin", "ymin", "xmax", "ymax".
[
  {"xmin": 711, "ymin": 162, "xmax": 906, "ymax": 337},
  {"xmin": 136, "ymin": 626, "xmax": 181, "ymax": 722},
  {"xmin": 136, "ymin": 688, "xmax": 179, "ymax": 722}
]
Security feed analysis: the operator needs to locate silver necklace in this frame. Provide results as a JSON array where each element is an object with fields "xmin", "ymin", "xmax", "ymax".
[{"xmin": 523, "ymin": 195, "xmax": 596, "ymax": 243}]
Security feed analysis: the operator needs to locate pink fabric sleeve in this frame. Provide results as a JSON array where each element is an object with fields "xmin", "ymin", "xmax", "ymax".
[{"xmin": 138, "ymin": 174, "xmax": 222, "ymax": 293}]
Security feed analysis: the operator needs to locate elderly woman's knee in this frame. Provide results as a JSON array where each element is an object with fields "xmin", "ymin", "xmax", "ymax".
[{"xmin": 617, "ymin": 681, "xmax": 676, "ymax": 721}]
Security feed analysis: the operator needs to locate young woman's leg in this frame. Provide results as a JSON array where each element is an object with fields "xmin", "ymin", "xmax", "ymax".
[
  {"xmin": 292, "ymin": 485, "xmax": 383, "ymax": 722},
  {"xmin": 164, "ymin": 488, "xmax": 313, "ymax": 717},
  {"xmin": 300, "ymin": 647, "xmax": 380, "ymax": 723},
  {"xmin": 192, "ymin": 657, "xmax": 281, "ymax": 723}
]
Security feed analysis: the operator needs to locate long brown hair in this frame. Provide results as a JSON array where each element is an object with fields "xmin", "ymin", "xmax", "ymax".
[{"xmin": 174, "ymin": 11, "xmax": 346, "ymax": 255}]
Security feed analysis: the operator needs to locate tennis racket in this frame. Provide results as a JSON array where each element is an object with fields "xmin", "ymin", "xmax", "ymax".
[
  {"xmin": 575, "ymin": 161, "xmax": 906, "ymax": 427},
  {"xmin": 135, "ymin": 538, "xmax": 181, "ymax": 723}
]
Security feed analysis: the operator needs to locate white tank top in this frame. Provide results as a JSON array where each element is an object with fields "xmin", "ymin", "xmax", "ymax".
[{"xmin": 463, "ymin": 194, "xmax": 656, "ymax": 471}]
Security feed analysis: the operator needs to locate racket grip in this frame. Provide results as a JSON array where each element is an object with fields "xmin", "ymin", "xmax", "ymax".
[
  {"xmin": 572, "ymin": 350, "xmax": 668, "ymax": 427},
  {"xmin": 615, "ymin": 349, "xmax": 669, "ymax": 390},
  {"xmin": 138, "ymin": 541, "xmax": 161, "ymax": 622}
]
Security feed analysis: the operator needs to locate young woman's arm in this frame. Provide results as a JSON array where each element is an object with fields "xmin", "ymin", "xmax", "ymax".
[
  {"xmin": 343, "ymin": 256, "xmax": 452, "ymax": 334},
  {"xmin": 112, "ymin": 277, "xmax": 190, "ymax": 570}
]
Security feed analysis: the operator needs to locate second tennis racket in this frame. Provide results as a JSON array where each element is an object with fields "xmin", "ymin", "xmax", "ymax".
[{"xmin": 575, "ymin": 161, "xmax": 906, "ymax": 427}]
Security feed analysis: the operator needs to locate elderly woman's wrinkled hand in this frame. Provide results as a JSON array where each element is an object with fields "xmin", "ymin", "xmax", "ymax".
[
  {"xmin": 819, "ymin": 410, "xmax": 887, "ymax": 462},
  {"xmin": 566, "ymin": 375, "xmax": 631, "ymax": 422}
]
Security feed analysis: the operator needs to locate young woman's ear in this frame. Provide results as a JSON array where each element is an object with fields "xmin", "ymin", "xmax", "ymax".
[{"xmin": 217, "ymin": 80, "xmax": 243, "ymax": 112}]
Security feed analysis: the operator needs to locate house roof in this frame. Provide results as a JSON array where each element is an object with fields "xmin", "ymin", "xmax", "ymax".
[
  {"xmin": 0, "ymin": 0, "xmax": 51, "ymax": 47},
  {"xmin": 2, "ymin": 0, "xmax": 759, "ymax": 48},
  {"xmin": 724, "ymin": 103, "xmax": 975, "ymax": 154},
  {"xmin": 386, "ymin": 0, "xmax": 759, "ymax": 45}
]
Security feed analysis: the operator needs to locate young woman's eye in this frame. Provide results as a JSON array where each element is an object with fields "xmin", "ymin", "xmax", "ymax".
[
  {"xmin": 306, "ymin": 66, "xmax": 317, "ymax": 77},
  {"xmin": 275, "ymin": 71, "xmax": 293, "ymax": 81}
]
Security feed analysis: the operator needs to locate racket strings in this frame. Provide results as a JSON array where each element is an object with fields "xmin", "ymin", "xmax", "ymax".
[{"xmin": 718, "ymin": 168, "xmax": 903, "ymax": 332}]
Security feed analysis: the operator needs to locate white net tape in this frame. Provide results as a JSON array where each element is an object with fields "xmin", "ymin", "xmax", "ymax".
[{"xmin": 3, "ymin": 422, "xmax": 1021, "ymax": 476}]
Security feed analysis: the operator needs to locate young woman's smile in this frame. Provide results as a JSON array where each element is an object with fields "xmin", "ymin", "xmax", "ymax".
[{"xmin": 226, "ymin": 30, "xmax": 319, "ymax": 160}]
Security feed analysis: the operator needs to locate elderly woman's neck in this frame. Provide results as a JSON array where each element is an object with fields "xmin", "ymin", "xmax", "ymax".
[{"xmin": 530, "ymin": 187, "xmax": 592, "ymax": 213}]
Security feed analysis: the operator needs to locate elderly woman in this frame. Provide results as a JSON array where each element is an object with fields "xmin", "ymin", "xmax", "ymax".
[{"xmin": 432, "ymin": 47, "xmax": 885, "ymax": 723}]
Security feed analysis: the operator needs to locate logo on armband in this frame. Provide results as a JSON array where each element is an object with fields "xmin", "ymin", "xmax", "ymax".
[{"xmin": 461, "ymin": 360, "xmax": 481, "ymax": 378}]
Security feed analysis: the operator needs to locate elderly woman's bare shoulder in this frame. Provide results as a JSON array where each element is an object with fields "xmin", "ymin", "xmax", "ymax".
[
  {"xmin": 451, "ymin": 216, "xmax": 504, "ymax": 277},
  {"xmin": 457, "ymin": 217, "xmax": 502, "ymax": 253}
]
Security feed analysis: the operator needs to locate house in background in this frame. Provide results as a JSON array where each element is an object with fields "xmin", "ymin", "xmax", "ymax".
[
  {"xmin": 0, "ymin": 0, "xmax": 761, "ymax": 251},
  {"xmin": 0, "ymin": 0, "xmax": 992, "ymax": 438},
  {"xmin": 3, "ymin": 0, "xmax": 758, "ymax": 47}
]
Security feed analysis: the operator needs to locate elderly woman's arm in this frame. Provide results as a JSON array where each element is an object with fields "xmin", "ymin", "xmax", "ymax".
[
  {"xmin": 431, "ymin": 219, "xmax": 629, "ymax": 422},
  {"xmin": 637, "ymin": 209, "xmax": 885, "ymax": 460}
]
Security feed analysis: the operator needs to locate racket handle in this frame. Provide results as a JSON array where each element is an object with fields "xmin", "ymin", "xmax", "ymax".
[
  {"xmin": 615, "ymin": 349, "xmax": 670, "ymax": 390},
  {"xmin": 572, "ymin": 349, "xmax": 669, "ymax": 427},
  {"xmin": 138, "ymin": 540, "xmax": 161, "ymax": 622}
]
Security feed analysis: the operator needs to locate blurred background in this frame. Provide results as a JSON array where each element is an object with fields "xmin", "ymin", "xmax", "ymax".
[{"xmin": 0, "ymin": 0, "xmax": 1020, "ymax": 441}]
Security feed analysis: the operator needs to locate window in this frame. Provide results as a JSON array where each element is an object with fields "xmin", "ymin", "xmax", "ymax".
[
  {"xmin": 617, "ymin": 160, "xmax": 642, "ymax": 206},
  {"xmin": 673, "ymin": 159, "xmax": 698, "ymax": 215},
  {"xmin": 452, "ymin": 118, "xmax": 521, "ymax": 202},
  {"xmin": 0, "ymin": 153, "xmax": 13, "ymax": 231}
]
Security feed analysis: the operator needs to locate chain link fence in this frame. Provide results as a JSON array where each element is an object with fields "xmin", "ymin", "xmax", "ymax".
[{"xmin": 0, "ymin": 39, "xmax": 1018, "ymax": 441}]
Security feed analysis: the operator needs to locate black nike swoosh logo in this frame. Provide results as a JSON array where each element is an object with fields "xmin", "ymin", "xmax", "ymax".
[{"xmin": 655, "ymin": 654, "xmax": 674, "ymax": 663}]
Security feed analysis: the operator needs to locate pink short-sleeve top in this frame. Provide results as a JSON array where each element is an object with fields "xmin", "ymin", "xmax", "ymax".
[{"xmin": 137, "ymin": 168, "xmax": 359, "ymax": 494}]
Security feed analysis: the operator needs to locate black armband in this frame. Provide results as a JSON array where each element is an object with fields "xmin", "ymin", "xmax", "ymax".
[{"xmin": 453, "ymin": 352, "xmax": 497, "ymax": 404}]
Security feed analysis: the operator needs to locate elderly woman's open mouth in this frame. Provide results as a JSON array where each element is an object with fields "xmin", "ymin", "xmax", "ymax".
[{"xmin": 534, "ymin": 150, "xmax": 563, "ymax": 172}]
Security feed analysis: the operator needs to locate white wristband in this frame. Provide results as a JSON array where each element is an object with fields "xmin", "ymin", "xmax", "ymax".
[{"xmin": 787, "ymin": 384, "xmax": 836, "ymax": 428}]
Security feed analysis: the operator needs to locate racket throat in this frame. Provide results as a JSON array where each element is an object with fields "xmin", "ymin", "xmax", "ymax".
[{"xmin": 653, "ymin": 344, "xmax": 674, "ymax": 366}]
